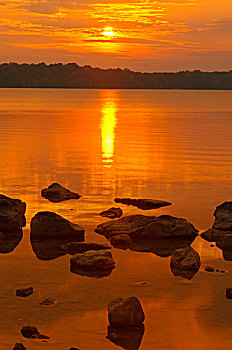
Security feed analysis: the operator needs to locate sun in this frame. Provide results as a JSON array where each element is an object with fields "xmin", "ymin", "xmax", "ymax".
[{"xmin": 102, "ymin": 27, "xmax": 115, "ymax": 37}]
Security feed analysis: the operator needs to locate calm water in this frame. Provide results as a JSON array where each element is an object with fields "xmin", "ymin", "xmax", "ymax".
[{"xmin": 0, "ymin": 89, "xmax": 232, "ymax": 349}]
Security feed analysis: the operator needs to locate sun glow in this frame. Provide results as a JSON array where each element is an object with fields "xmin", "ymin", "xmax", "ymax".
[{"xmin": 102, "ymin": 27, "xmax": 115, "ymax": 37}]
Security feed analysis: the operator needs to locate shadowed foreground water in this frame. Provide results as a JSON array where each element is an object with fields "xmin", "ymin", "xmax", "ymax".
[{"xmin": 0, "ymin": 89, "xmax": 232, "ymax": 349}]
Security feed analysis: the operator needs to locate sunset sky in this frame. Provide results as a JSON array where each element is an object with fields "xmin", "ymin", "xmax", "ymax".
[{"xmin": 0, "ymin": 0, "xmax": 231, "ymax": 71}]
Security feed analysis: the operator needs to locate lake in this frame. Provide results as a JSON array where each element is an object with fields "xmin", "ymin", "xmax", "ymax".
[{"xmin": 0, "ymin": 88, "xmax": 232, "ymax": 349}]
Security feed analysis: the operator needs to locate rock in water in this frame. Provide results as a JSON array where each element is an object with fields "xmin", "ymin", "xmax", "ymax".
[
  {"xmin": 70, "ymin": 250, "xmax": 115, "ymax": 278},
  {"xmin": 13, "ymin": 343, "xmax": 26, "ymax": 350},
  {"xmin": 226, "ymin": 288, "xmax": 232, "ymax": 299},
  {"xmin": 114, "ymin": 198, "xmax": 171, "ymax": 210},
  {"xmin": 213, "ymin": 201, "xmax": 232, "ymax": 231},
  {"xmin": 99, "ymin": 207, "xmax": 123, "ymax": 219},
  {"xmin": 16, "ymin": 287, "xmax": 33, "ymax": 297},
  {"xmin": 95, "ymin": 214, "xmax": 198, "ymax": 240},
  {"xmin": 106, "ymin": 325, "xmax": 144, "ymax": 350},
  {"xmin": 21, "ymin": 326, "xmax": 50, "ymax": 339},
  {"xmin": 0, "ymin": 194, "xmax": 26, "ymax": 233},
  {"xmin": 30, "ymin": 212, "xmax": 85, "ymax": 240},
  {"xmin": 41, "ymin": 183, "xmax": 81, "ymax": 203},
  {"xmin": 39, "ymin": 298, "xmax": 57, "ymax": 306},
  {"xmin": 110, "ymin": 234, "xmax": 133, "ymax": 247},
  {"xmin": 108, "ymin": 297, "xmax": 145, "ymax": 328},
  {"xmin": 62, "ymin": 242, "xmax": 111, "ymax": 254},
  {"xmin": 170, "ymin": 246, "xmax": 201, "ymax": 280}
]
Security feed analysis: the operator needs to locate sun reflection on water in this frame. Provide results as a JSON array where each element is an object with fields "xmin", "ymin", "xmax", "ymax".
[{"xmin": 100, "ymin": 95, "xmax": 117, "ymax": 167}]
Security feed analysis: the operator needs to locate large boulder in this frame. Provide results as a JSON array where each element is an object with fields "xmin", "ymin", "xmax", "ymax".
[
  {"xmin": 0, "ymin": 194, "xmax": 26, "ymax": 233},
  {"xmin": 213, "ymin": 202, "xmax": 232, "ymax": 231},
  {"xmin": 30, "ymin": 212, "xmax": 85, "ymax": 241},
  {"xmin": 70, "ymin": 250, "xmax": 115, "ymax": 278},
  {"xmin": 108, "ymin": 297, "xmax": 145, "ymax": 328},
  {"xmin": 41, "ymin": 183, "xmax": 81, "ymax": 203},
  {"xmin": 95, "ymin": 214, "xmax": 198, "ymax": 240},
  {"xmin": 170, "ymin": 246, "xmax": 201, "ymax": 280},
  {"xmin": 114, "ymin": 198, "xmax": 171, "ymax": 210}
]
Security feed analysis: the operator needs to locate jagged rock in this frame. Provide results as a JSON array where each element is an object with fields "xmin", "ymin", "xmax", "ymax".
[
  {"xmin": 16, "ymin": 287, "xmax": 33, "ymax": 297},
  {"xmin": 108, "ymin": 297, "xmax": 145, "ymax": 328},
  {"xmin": 30, "ymin": 212, "xmax": 85, "ymax": 240},
  {"xmin": 95, "ymin": 214, "xmax": 198, "ymax": 240},
  {"xmin": 70, "ymin": 250, "xmax": 115, "ymax": 278},
  {"xmin": 41, "ymin": 183, "xmax": 81, "ymax": 203},
  {"xmin": 99, "ymin": 207, "xmax": 123, "ymax": 219},
  {"xmin": 170, "ymin": 246, "xmax": 201, "ymax": 280},
  {"xmin": 13, "ymin": 343, "xmax": 26, "ymax": 350},
  {"xmin": 21, "ymin": 326, "xmax": 49, "ymax": 339},
  {"xmin": 114, "ymin": 198, "xmax": 171, "ymax": 210},
  {"xmin": 39, "ymin": 298, "xmax": 57, "ymax": 306},
  {"xmin": 110, "ymin": 234, "xmax": 133, "ymax": 247},
  {"xmin": 0, "ymin": 194, "xmax": 26, "ymax": 233},
  {"xmin": 62, "ymin": 242, "xmax": 111, "ymax": 255},
  {"xmin": 106, "ymin": 324, "xmax": 144, "ymax": 350},
  {"xmin": 213, "ymin": 201, "xmax": 232, "ymax": 231}
]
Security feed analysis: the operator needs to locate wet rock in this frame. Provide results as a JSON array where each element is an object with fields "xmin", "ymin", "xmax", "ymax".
[
  {"xmin": 70, "ymin": 250, "xmax": 115, "ymax": 278},
  {"xmin": 226, "ymin": 288, "xmax": 232, "ymax": 299},
  {"xmin": 62, "ymin": 242, "xmax": 111, "ymax": 255},
  {"xmin": 114, "ymin": 198, "xmax": 171, "ymax": 210},
  {"xmin": 170, "ymin": 246, "xmax": 201, "ymax": 280},
  {"xmin": 205, "ymin": 266, "xmax": 214, "ymax": 272},
  {"xmin": 108, "ymin": 297, "xmax": 145, "ymax": 328},
  {"xmin": 30, "ymin": 212, "xmax": 85, "ymax": 240},
  {"xmin": 16, "ymin": 287, "xmax": 33, "ymax": 297},
  {"xmin": 106, "ymin": 325, "xmax": 144, "ymax": 350},
  {"xmin": 39, "ymin": 298, "xmax": 57, "ymax": 306},
  {"xmin": 100, "ymin": 207, "xmax": 123, "ymax": 219},
  {"xmin": 0, "ymin": 194, "xmax": 26, "ymax": 233},
  {"xmin": 41, "ymin": 183, "xmax": 81, "ymax": 203},
  {"xmin": 213, "ymin": 201, "xmax": 232, "ymax": 231},
  {"xmin": 110, "ymin": 234, "xmax": 133, "ymax": 247},
  {"xmin": 13, "ymin": 343, "xmax": 26, "ymax": 350},
  {"xmin": 95, "ymin": 214, "xmax": 198, "ymax": 240},
  {"xmin": 201, "ymin": 228, "xmax": 232, "ymax": 243},
  {"xmin": 21, "ymin": 326, "xmax": 50, "ymax": 339}
]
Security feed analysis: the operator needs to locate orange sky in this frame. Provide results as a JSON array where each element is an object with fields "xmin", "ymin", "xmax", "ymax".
[{"xmin": 0, "ymin": 0, "xmax": 231, "ymax": 71}]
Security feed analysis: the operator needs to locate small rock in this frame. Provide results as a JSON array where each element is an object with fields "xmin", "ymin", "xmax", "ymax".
[
  {"xmin": 70, "ymin": 250, "xmax": 115, "ymax": 275},
  {"xmin": 21, "ymin": 326, "xmax": 50, "ymax": 339},
  {"xmin": 13, "ymin": 343, "xmax": 26, "ymax": 350},
  {"xmin": 114, "ymin": 198, "xmax": 171, "ymax": 210},
  {"xmin": 41, "ymin": 183, "xmax": 81, "ymax": 203},
  {"xmin": 210, "ymin": 244, "xmax": 215, "ymax": 247},
  {"xmin": 216, "ymin": 269, "xmax": 220, "ymax": 272},
  {"xmin": 39, "ymin": 298, "xmax": 57, "ymax": 306},
  {"xmin": 62, "ymin": 242, "xmax": 111, "ymax": 255},
  {"xmin": 69, "ymin": 348, "xmax": 80, "ymax": 350},
  {"xmin": 16, "ymin": 287, "xmax": 33, "ymax": 297},
  {"xmin": 108, "ymin": 296, "xmax": 145, "ymax": 328},
  {"xmin": 99, "ymin": 207, "xmax": 123, "ymax": 219},
  {"xmin": 205, "ymin": 266, "xmax": 214, "ymax": 272},
  {"xmin": 221, "ymin": 270, "xmax": 225, "ymax": 273},
  {"xmin": 110, "ymin": 234, "xmax": 132, "ymax": 247},
  {"xmin": 226, "ymin": 288, "xmax": 232, "ymax": 299},
  {"xmin": 170, "ymin": 246, "xmax": 201, "ymax": 280},
  {"xmin": 0, "ymin": 194, "xmax": 26, "ymax": 233}
]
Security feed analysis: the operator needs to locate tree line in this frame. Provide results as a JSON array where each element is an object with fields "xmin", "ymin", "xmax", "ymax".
[{"xmin": 0, "ymin": 62, "xmax": 231, "ymax": 89}]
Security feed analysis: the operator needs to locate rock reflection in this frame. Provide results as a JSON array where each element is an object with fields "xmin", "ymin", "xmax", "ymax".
[
  {"xmin": 106, "ymin": 324, "xmax": 144, "ymax": 350},
  {"xmin": 30, "ymin": 238, "xmax": 71, "ymax": 260},
  {"xmin": 70, "ymin": 266, "xmax": 114, "ymax": 278},
  {"xmin": 0, "ymin": 230, "xmax": 23, "ymax": 254}
]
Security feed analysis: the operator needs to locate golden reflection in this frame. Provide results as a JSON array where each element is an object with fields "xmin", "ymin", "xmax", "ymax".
[{"xmin": 100, "ymin": 95, "xmax": 117, "ymax": 167}]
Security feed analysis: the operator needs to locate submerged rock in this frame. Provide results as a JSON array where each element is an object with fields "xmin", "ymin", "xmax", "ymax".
[
  {"xmin": 106, "ymin": 324, "xmax": 144, "ymax": 350},
  {"xmin": 95, "ymin": 214, "xmax": 198, "ymax": 240},
  {"xmin": 108, "ymin": 297, "xmax": 145, "ymax": 328},
  {"xmin": 114, "ymin": 198, "xmax": 171, "ymax": 210},
  {"xmin": 30, "ymin": 212, "xmax": 85, "ymax": 240},
  {"xmin": 13, "ymin": 343, "xmax": 26, "ymax": 350},
  {"xmin": 70, "ymin": 250, "xmax": 115, "ymax": 278},
  {"xmin": 213, "ymin": 201, "xmax": 232, "ymax": 231},
  {"xmin": 39, "ymin": 298, "xmax": 57, "ymax": 306},
  {"xmin": 0, "ymin": 194, "xmax": 26, "ymax": 233},
  {"xmin": 99, "ymin": 207, "xmax": 123, "ymax": 219},
  {"xmin": 21, "ymin": 326, "xmax": 50, "ymax": 339},
  {"xmin": 170, "ymin": 246, "xmax": 201, "ymax": 280},
  {"xmin": 41, "ymin": 183, "xmax": 81, "ymax": 203},
  {"xmin": 62, "ymin": 242, "xmax": 111, "ymax": 255},
  {"xmin": 16, "ymin": 287, "xmax": 33, "ymax": 297}
]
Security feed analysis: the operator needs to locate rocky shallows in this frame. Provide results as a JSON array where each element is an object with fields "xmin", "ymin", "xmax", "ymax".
[
  {"xmin": 70, "ymin": 250, "xmax": 115, "ymax": 278},
  {"xmin": 108, "ymin": 297, "xmax": 145, "ymax": 328},
  {"xmin": 114, "ymin": 198, "xmax": 171, "ymax": 210},
  {"xmin": 41, "ymin": 183, "xmax": 81, "ymax": 203},
  {"xmin": 95, "ymin": 214, "xmax": 198, "ymax": 240},
  {"xmin": 0, "ymin": 194, "xmax": 26, "ymax": 233},
  {"xmin": 30, "ymin": 212, "xmax": 85, "ymax": 241}
]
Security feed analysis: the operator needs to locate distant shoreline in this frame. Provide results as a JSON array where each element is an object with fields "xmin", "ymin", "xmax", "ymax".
[{"xmin": 1, "ymin": 63, "xmax": 232, "ymax": 89}]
